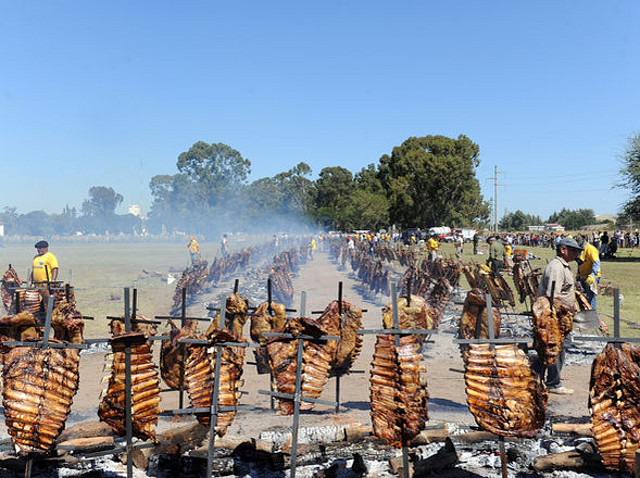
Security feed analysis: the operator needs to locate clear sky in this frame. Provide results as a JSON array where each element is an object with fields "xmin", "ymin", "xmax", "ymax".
[{"xmin": 2, "ymin": 1, "xmax": 638, "ymax": 222}]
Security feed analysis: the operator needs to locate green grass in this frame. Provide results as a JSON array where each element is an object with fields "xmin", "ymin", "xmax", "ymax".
[{"xmin": 434, "ymin": 241, "xmax": 640, "ymax": 337}]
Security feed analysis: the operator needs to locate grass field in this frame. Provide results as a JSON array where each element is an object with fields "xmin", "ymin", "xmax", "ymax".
[
  {"xmin": 2, "ymin": 238, "xmax": 639, "ymax": 339},
  {"xmin": 437, "ymin": 241, "xmax": 640, "ymax": 337}
]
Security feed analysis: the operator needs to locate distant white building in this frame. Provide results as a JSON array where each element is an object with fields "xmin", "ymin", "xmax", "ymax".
[
  {"xmin": 544, "ymin": 223, "xmax": 565, "ymax": 232},
  {"xmin": 128, "ymin": 204, "xmax": 142, "ymax": 217},
  {"xmin": 0, "ymin": 222, "xmax": 4, "ymax": 236}
]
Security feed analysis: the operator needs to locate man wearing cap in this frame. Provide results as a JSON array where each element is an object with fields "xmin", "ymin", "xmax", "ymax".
[
  {"xmin": 535, "ymin": 236, "xmax": 582, "ymax": 395},
  {"xmin": 31, "ymin": 240, "xmax": 59, "ymax": 283}
]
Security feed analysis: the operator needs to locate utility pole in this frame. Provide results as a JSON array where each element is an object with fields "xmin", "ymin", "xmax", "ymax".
[{"xmin": 487, "ymin": 165, "xmax": 505, "ymax": 233}]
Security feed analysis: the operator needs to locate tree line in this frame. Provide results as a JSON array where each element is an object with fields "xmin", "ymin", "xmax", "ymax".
[{"xmin": 2, "ymin": 132, "xmax": 639, "ymax": 237}]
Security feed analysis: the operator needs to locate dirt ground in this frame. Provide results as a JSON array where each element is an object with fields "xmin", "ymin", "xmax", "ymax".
[{"xmin": 52, "ymin": 249, "xmax": 593, "ymax": 444}]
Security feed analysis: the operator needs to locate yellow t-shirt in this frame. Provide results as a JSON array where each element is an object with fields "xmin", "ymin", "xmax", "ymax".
[
  {"xmin": 188, "ymin": 239, "xmax": 200, "ymax": 254},
  {"xmin": 32, "ymin": 251, "xmax": 59, "ymax": 282},
  {"xmin": 427, "ymin": 238, "xmax": 439, "ymax": 252}
]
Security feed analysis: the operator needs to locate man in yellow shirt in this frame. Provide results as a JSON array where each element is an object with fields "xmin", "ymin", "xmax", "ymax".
[
  {"xmin": 427, "ymin": 235, "xmax": 440, "ymax": 261},
  {"xmin": 577, "ymin": 235, "xmax": 601, "ymax": 309},
  {"xmin": 31, "ymin": 240, "xmax": 59, "ymax": 283},
  {"xmin": 187, "ymin": 235, "xmax": 201, "ymax": 264}
]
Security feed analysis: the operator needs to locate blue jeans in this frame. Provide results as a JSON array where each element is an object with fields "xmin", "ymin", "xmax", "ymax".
[{"xmin": 579, "ymin": 277, "xmax": 600, "ymax": 310}]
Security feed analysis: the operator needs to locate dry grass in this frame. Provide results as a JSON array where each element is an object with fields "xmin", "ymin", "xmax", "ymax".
[{"xmin": 0, "ymin": 242, "xmax": 215, "ymax": 337}]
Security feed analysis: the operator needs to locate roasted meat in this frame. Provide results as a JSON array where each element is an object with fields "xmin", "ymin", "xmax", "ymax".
[
  {"xmin": 2, "ymin": 342, "xmax": 81, "ymax": 454},
  {"xmin": 184, "ymin": 327, "xmax": 245, "ymax": 436},
  {"xmin": 15, "ymin": 289, "xmax": 43, "ymax": 317},
  {"xmin": 382, "ymin": 295, "xmax": 436, "ymax": 331},
  {"xmin": 109, "ymin": 314, "xmax": 157, "ymax": 353},
  {"xmin": 589, "ymin": 343, "xmax": 640, "ymax": 473},
  {"xmin": 250, "ymin": 301, "xmax": 287, "ymax": 374},
  {"xmin": 51, "ymin": 299, "xmax": 85, "ymax": 344},
  {"xmin": 464, "ymin": 343, "xmax": 547, "ymax": 438},
  {"xmin": 458, "ymin": 289, "xmax": 501, "ymax": 340},
  {"xmin": 266, "ymin": 317, "xmax": 331, "ymax": 415},
  {"xmin": 1, "ymin": 266, "xmax": 23, "ymax": 312},
  {"xmin": 98, "ymin": 332, "xmax": 161, "ymax": 441},
  {"xmin": 316, "ymin": 300, "xmax": 363, "ymax": 378},
  {"xmin": 0, "ymin": 311, "xmax": 41, "ymax": 359},
  {"xmin": 370, "ymin": 333, "xmax": 428, "ymax": 447},
  {"xmin": 159, "ymin": 319, "xmax": 200, "ymax": 389},
  {"xmin": 531, "ymin": 296, "xmax": 574, "ymax": 366}
]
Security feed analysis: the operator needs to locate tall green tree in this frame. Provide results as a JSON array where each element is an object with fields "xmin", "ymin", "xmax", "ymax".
[
  {"xmin": 619, "ymin": 132, "xmax": 640, "ymax": 220},
  {"xmin": 244, "ymin": 162, "xmax": 314, "ymax": 224},
  {"xmin": 81, "ymin": 186, "xmax": 123, "ymax": 217},
  {"xmin": 311, "ymin": 167, "xmax": 354, "ymax": 230},
  {"xmin": 547, "ymin": 208, "xmax": 595, "ymax": 230},
  {"xmin": 378, "ymin": 135, "xmax": 489, "ymax": 228},
  {"xmin": 499, "ymin": 210, "xmax": 543, "ymax": 231},
  {"xmin": 177, "ymin": 141, "xmax": 251, "ymax": 208}
]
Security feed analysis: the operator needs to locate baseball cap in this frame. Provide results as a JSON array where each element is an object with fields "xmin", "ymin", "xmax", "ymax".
[
  {"xmin": 35, "ymin": 240, "xmax": 49, "ymax": 248},
  {"xmin": 558, "ymin": 237, "xmax": 583, "ymax": 251}
]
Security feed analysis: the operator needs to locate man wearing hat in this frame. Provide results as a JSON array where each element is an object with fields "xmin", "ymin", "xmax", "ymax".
[
  {"xmin": 535, "ymin": 236, "xmax": 583, "ymax": 395},
  {"xmin": 31, "ymin": 240, "xmax": 59, "ymax": 284}
]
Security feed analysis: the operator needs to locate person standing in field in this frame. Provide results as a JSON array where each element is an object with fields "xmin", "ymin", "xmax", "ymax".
[
  {"xmin": 454, "ymin": 233, "xmax": 464, "ymax": 261},
  {"xmin": 427, "ymin": 234, "xmax": 440, "ymax": 261},
  {"xmin": 31, "ymin": 240, "xmax": 59, "ymax": 315},
  {"xmin": 187, "ymin": 235, "xmax": 201, "ymax": 264},
  {"xmin": 31, "ymin": 240, "xmax": 58, "ymax": 284},
  {"xmin": 310, "ymin": 236, "xmax": 317, "ymax": 259},
  {"xmin": 534, "ymin": 237, "xmax": 582, "ymax": 395},
  {"xmin": 486, "ymin": 236, "xmax": 505, "ymax": 275},
  {"xmin": 221, "ymin": 234, "xmax": 229, "ymax": 258},
  {"xmin": 577, "ymin": 235, "xmax": 601, "ymax": 310}
]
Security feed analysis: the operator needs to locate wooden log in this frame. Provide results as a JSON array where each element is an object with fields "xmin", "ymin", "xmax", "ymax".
[
  {"xmin": 343, "ymin": 425, "xmax": 449, "ymax": 445},
  {"xmin": 413, "ymin": 438, "xmax": 458, "ymax": 477},
  {"xmin": 120, "ymin": 422, "xmax": 210, "ymax": 470},
  {"xmin": 56, "ymin": 420, "xmax": 114, "ymax": 443},
  {"xmin": 450, "ymin": 431, "xmax": 506, "ymax": 444},
  {"xmin": 344, "ymin": 425, "xmax": 372, "ymax": 442},
  {"xmin": 552, "ymin": 423, "xmax": 592, "ymax": 436},
  {"xmin": 533, "ymin": 450, "xmax": 601, "ymax": 472},
  {"xmin": 411, "ymin": 424, "xmax": 450, "ymax": 445},
  {"xmin": 56, "ymin": 436, "xmax": 115, "ymax": 456}
]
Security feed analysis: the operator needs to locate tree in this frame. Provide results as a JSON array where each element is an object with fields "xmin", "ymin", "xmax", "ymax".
[
  {"xmin": 81, "ymin": 187, "xmax": 123, "ymax": 217},
  {"xmin": 0, "ymin": 207, "xmax": 19, "ymax": 234},
  {"xmin": 619, "ymin": 132, "xmax": 640, "ymax": 220},
  {"xmin": 499, "ymin": 210, "xmax": 543, "ymax": 231},
  {"xmin": 311, "ymin": 167, "xmax": 354, "ymax": 230},
  {"xmin": 243, "ymin": 163, "xmax": 314, "ymax": 225},
  {"xmin": 547, "ymin": 208, "xmax": 595, "ymax": 230},
  {"xmin": 177, "ymin": 141, "xmax": 251, "ymax": 208},
  {"xmin": 378, "ymin": 135, "xmax": 490, "ymax": 228}
]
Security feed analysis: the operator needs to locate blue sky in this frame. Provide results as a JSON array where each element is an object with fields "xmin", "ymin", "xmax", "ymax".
[{"xmin": 2, "ymin": 1, "xmax": 638, "ymax": 222}]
